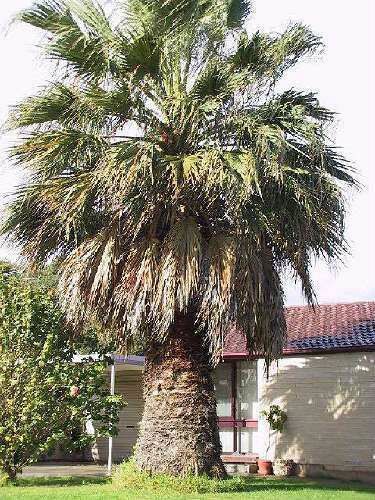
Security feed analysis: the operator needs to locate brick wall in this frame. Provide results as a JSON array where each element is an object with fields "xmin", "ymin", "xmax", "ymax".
[{"xmin": 255, "ymin": 352, "xmax": 375, "ymax": 472}]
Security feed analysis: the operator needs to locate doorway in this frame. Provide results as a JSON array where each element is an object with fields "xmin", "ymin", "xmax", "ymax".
[{"xmin": 213, "ymin": 360, "xmax": 258, "ymax": 455}]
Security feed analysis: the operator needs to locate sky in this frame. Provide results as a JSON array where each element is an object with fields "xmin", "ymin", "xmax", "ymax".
[{"xmin": 0, "ymin": 0, "xmax": 374, "ymax": 306}]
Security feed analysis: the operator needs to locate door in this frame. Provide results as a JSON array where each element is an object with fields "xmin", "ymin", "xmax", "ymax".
[{"xmin": 213, "ymin": 360, "xmax": 258, "ymax": 455}]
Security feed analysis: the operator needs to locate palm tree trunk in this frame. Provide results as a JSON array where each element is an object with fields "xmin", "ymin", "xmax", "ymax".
[{"xmin": 134, "ymin": 309, "xmax": 226, "ymax": 478}]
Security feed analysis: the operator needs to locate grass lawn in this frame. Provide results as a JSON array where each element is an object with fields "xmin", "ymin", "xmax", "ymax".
[{"xmin": 1, "ymin": 476, "xmax": 375, "ymax": 500}]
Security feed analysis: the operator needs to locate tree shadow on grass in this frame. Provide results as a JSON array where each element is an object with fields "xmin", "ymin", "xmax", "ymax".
[
  {"xmin": 14, "ymin": 476, "xmax": 109, "ymax": 488},
  {"xmin": 9, "ymin": 475, "xmax": 375, "ymax": 495},
  {"xmin": 238, "ymin": 476, "xmax": 375, "ymax": 495}
]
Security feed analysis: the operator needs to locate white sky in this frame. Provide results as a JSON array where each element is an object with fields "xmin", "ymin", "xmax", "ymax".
[{"xmin": 0, "ymin": 0, "xmax": 374, "ymax": 306}]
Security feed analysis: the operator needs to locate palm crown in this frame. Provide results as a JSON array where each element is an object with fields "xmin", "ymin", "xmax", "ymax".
[{"xmin": 3, "ymin": 0, "xmax": 356, "ymax": 366}]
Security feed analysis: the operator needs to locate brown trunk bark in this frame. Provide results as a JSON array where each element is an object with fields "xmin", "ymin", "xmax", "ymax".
[{"xmin": 134, "ymin": 310, "xmax": 226, "ymax": 478}]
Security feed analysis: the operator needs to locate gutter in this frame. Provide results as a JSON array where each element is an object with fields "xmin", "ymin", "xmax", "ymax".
[{"xmin": 222, "ymin": 345, "xmax": 375, "ymax": 360}]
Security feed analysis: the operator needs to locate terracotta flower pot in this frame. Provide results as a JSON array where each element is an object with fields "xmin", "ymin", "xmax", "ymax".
[{"xmin": 257, "ymin": 459, "xmax": 273, "ymax": 476}]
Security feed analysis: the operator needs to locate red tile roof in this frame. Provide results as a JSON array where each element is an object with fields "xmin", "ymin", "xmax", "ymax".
[{"xmin": 223, "ymin": 301, "xmax": 375, "ymax": 357}]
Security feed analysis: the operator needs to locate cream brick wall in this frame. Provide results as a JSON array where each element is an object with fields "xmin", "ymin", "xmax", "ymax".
[{"xmin": 255, "ymin": 352, "xmax": 375, "ymax": 471}]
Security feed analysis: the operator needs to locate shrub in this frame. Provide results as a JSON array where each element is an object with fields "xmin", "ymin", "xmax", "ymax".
[{"xmin": 0, "ymin": 263, "xmax": 124, "ymax": 480}]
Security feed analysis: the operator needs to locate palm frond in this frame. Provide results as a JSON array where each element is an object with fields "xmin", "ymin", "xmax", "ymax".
[
  {"xmin": 6, "ymin": 83, "xmax": 132, "ymax": 132},
  {"xmin": 232, "ymin": 23, "xmax": 322, "ymax": 81},
  {"xmin": 227, "ymin": 0, "xmax": 252, "ymax": 29},
  {"xmin": 9, "ymin": 129, "xmax": 108, "ymax": 178},
  {"xmin": 18, "ymin": 0, "xmax": 121, "ymax": 81}
]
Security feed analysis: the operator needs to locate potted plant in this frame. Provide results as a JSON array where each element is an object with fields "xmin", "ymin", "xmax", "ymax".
[
  {"xmin": 258, "ymin": 404, "xmax": 287, "ymax": 475},
  {"xmin": 273, "ymin": 458, "xmax": 295, "ymax": 476}
]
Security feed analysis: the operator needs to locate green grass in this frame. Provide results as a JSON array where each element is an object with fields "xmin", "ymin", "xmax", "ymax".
[
  {"xmin": 1, "ymin": 475, "xmax": 375, "ymax": 500},
  {"xmin": 111, "ymin": 460, "xmax": 255, "ymax": 494}
]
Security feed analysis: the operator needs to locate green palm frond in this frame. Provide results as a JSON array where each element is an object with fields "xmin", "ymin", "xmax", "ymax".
[
  {"xmin": 17, "ymin": 0, "xmax": 73, "ymax": 32},
  {"xmin": 127, "ymin": 0, "xmax": 251, "ymax": 37},
  {"xmin": 226, "ymin": 0, "xmax": 252, "ymax": 29},
  {"xmin": 6, "ymin": 83, "xmax": 132, "ymax": 132},
  {"xmin": 9, "ymin": 129, "xmax": 108, "ymax": 178},
  {"xmin": 232, "ymin": 23, "xmax": 322, "ymax": 81},
  {"xmin": 18, "ymin": 0, "xmax": 121, "ymax": 81},
  {"xmin": 191, "ymin": 60, "xmax": 234, "ymax": 99}
]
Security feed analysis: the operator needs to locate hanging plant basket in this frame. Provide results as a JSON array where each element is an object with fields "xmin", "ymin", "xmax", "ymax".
[{"xmin": 261, "ymin": 405, "xmax": 287, "ymax": 432}]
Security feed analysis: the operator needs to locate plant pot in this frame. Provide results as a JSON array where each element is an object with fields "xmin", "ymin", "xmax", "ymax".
[{"xmin": 257, "ymin": 459, "xmax": 273, "ymax": 476}]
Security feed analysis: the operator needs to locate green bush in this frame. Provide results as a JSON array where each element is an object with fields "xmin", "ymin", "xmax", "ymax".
[
  {"xmin": 112, "ymin": 460, "xmax": 249, "ymax": 494},
  {"xmin": 0, "ymin": 262, "xmax": 124, "ymax": 480},
  {"xmin": 0, "ymin": 471, "xmax": 10, "ymax": 487}
]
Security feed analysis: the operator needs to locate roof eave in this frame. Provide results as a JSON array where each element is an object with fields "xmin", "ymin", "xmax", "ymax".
[{"xmin": 222, "ymin": 345, "xmax": 375, "ymax": 360}]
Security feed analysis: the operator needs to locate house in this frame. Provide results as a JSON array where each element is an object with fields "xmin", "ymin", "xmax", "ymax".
[{"xmin": 92, "ymin": 301, "xmax": 375, "ymax": 482}]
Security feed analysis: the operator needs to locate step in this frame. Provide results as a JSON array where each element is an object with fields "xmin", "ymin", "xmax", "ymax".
[{"xmin": 221, "ymin": 454, "xmax": 258, "ymax": 464}]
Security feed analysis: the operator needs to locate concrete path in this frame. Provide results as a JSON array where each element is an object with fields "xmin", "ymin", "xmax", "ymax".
[{"xmin": 22, "ymin": 462, "xmax": 107, "ymax": 478}]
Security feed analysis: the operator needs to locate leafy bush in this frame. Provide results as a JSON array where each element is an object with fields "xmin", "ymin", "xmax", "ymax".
[
  {"xmin": 112, "ymin": 460, "xmax": 249, "ymax": 494},
  {"xmin": 0, "ymin": 262, "xmax": 124, "ymax": 481},
  {"xmin": 0, "ymin": 471, "xmax": 9, "ymax": 487}
]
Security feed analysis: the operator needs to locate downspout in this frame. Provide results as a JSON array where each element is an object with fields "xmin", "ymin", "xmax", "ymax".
[{"xmin": 107, "ymin": 355, "xmax": 116, "ymax": 475}]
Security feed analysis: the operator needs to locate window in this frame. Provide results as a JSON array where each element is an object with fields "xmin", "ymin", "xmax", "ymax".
[
  {"xmin": 236, "ymin": 360, "xmax": 257, "ymax": 420},
  {"xmin": 214, "ymin": 363, "xmax": 232, "ymax": 417}
]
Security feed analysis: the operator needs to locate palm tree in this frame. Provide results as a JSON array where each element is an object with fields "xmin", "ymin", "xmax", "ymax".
[{"xmin": 3, "ymin": 0, "xmax": 356, "ymax": 477}]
